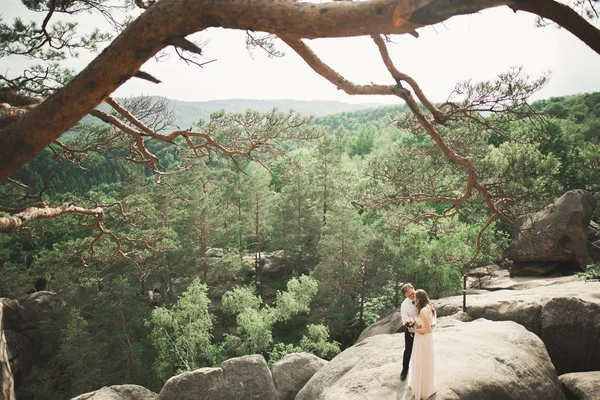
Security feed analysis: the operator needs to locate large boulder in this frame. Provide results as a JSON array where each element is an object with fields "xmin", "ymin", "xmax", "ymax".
[
  {"xmin": 476, "ymin": 269, "xmax": 579, "ymax": 291},
  {"xmin": 296, "ymin": 333, "xmax": 402, "ymax": 400},
  {"xmin": 588, "ymin": 240, "xmax": 600, "ymax": 263},
  {"xmin": 355, "ymin": 271, "xmax": 559, "ymax": 343},
  {"xmin": 270, "ymin": 352, "xmax": 327, "ymax": 400},
  {"xmin": 243, "ymin": 250, "xmax": 288, "ymax": 277},
  {"xmin": 156, "ymin": 354, "xmax": 276, "ymax": 400},
  {"xmin": 508, "ymin": 190, "xmax": 596, "ymax": 275},
  {"xmin": 559, "ymin": 371, "xmax": 600, "ymax": 400},
  {"xmin": 2, "ymin": 291, "xmax": 59, "ymax": 388},
  {"xmin": 296, "ymin": 317, "xmax": 565, "ymax": 400},
  {"xmin": 541, "ymin": 297, "xmax": 600, "ymax": 375},
  {"xmin": 355, "ymin": 308, "xmax": 404, "ymax": 343},
  {"xmin": 222, "ymin": 354, "xmax": 277, "ymax": 399},
  {"xmin": 434, "ymin": 281, "xmax": 600, "ymax": 374},
  {"xmin": 156, "ymin": 368, "xmax": 231, "ymax": 400},
  {"xmin": 205, "ymin": 248, "xmax": 224, "ymax": 258},
  {"xmin": 71, "ymin": 385, "xmax": 157, "ymax": 400}
]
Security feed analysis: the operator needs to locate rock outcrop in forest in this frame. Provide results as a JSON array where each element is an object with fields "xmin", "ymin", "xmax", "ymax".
[{"xmin": 60, "ymin": 275, "xmax": 599, "ymax": 400}]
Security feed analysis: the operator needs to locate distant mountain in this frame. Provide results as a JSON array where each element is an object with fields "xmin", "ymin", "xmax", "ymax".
[
  {"xmin": 166, "ymin": 98, "xmax": 391, "ymax": 129},
  {"xmin": 78, "ymin": 97, "xmax": 394, "ymax": 131}
]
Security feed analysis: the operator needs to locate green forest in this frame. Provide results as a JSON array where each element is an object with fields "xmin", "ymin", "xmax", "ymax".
[{"xmin": 1, "ymin": 91, "xmax": 600, "ymax": 399}]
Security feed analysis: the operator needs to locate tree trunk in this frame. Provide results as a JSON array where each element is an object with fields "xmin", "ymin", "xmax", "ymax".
[
  {"xmin": 282, "ymin": 220, "xmax": 289, "ymax": 277},
  {"xmin": 394, "ymin": 270, "xmax": 401, "ymax": 308},
  {"xmin": 296, "ymin": 197, "xmax": 303, "ymax": 274},
  {"xmin": 322, "ymin": 160, "xmax": 329, "ymax": 227},
  {"xmin": 358, "ymin": 263, "xmax": 366, "ymax": 333},
  {"xmin": 254, "ymin": 193, "xmax": 262, "ymax": 297},
  {"xmin": 237, "ymin": 180, "xmax": 244, "ymax": 259},
  {"xmin": 340, "ymin": 232, "xmax": 346, "ymax": 344},
  {"xmin": 199, "ymin": 217, "xmax": 208, "ymax": 282}
]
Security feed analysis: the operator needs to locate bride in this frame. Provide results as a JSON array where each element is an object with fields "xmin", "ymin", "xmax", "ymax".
[{"xmin": 407, "ymin": 289, "xmax": 437, "ymax": 400}]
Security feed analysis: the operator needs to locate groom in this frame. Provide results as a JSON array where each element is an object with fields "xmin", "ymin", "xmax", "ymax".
[{"xmin": 400, "ymin": 282, "xmax": 417, "ymax": 381}]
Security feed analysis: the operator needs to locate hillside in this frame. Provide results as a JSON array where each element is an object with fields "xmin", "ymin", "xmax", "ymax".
[
  {"xmin": 5, "ymin": 92, "xmax": 600, "ymax": 399},
  {"xmin": 79, "ymin": 98, "xmax": 393, "ymax": 130}
]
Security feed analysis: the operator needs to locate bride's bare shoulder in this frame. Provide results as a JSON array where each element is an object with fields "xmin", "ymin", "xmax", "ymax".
[{"xmin": 420, "ymin": 305, "xmax": 434, "ymax": 317}]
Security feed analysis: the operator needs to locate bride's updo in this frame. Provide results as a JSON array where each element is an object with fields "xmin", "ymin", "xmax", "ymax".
[{"xmin": 414, "ymin": 289, "xmax": 436, "ymax": 317}]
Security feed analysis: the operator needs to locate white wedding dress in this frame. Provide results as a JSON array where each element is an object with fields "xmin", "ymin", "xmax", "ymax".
[{"xmin": 408, "ymin": 307, "xmax": 436, "ymax": 400}]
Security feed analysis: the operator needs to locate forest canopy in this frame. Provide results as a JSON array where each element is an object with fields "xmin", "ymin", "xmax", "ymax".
[
  {"xmin": 1, "ymin": 91, "xmax": 599, "ymax": 399},
  {"xmin": 1, "ymin": 0, "xmax": 600, "ymax": 398},
  {"xmin": 1, "ymin": 0, "xmax": 600, "ymax": 179}
]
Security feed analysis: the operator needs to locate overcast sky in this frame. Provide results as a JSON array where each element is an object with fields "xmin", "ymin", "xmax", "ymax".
[{"xmin": 2, "ymin": 1, "xmax": 600, "ymax": 105}]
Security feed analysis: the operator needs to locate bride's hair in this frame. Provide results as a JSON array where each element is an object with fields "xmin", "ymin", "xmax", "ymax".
[{"xmin": 415, "ymin": 289, "xmax": 436, "ymax": 317}]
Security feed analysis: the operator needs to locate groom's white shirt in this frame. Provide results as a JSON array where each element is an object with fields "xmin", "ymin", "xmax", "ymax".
[{"xmin": 400, "ymin": 297, "xmax": 417, "ymax": 321}]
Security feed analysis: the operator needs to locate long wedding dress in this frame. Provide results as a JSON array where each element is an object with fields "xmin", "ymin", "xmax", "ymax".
[{"xmin": 408, "ymin": 307, "xmax": 436, "ymax": 400}]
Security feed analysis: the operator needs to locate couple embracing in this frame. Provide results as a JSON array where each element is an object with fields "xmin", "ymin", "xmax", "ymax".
[{"xmin": 400, "ymin": 283, "xmax": 437, "ymax": 400}]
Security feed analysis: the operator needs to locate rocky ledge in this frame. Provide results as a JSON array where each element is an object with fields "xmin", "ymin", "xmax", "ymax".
[{"xmin": 298, "ymin": 317, "xmax": 565, "ymax": 400}]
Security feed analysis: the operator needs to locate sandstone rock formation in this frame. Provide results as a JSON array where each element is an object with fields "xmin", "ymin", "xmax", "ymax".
[
  {"xmin": 64, "ymin": 275, "xmax": 599, "ymax": 400},
  {"xmin": 71, "ymin": 385, "xmax": 157, "ymax": 400},
  {"xmin": 559, "ymin": 371, "xmax": 600, "ymax": 400},
  {"xmin": 2, "ymin": 291, "xmax": 59, "ymax": 388},
  {"xmin": 156, "ymin": 353, "xmax": 325, "ymax": 400},
  {"xmin": 205, "ymin": 248, "xmax": 224, "ymax": 258},
  {"xmin": 470, "ymin": 269, "xmax": 579, "ymax": 292},
  {"xmin": 297, "ymin": 317, "xmax": 565, "ymax": 400},
  {"xmin": 355, "ymin": 308, "xmax": 404, "ymax": 343},
  {"xmin": 242, "ymin": 250, "xmax": 288, "ymax": 277},
  {"xmin": 358, "ymin": 280, "xmax": 600, "ymax": 376},
  {"xmin": 435, "ymin": 281, "xmax": 600, "ymax": 375},
  {"xmin": 508, "ymin": 190, "xmax": 596, "ymax": 276},
  {"xmin": 271, "ymin": 353, "xmax": 328, "ymax": 400},
  {"xmin": 203, "ymin": 248, "xmax": 289, "ymax": 278},
  {"xmin": 157, "ymin": 353, "xmax": 327, "ymax": 400},
  {"xmin": 156, "ymin": 354, "xmax": 276, "ymax": 400}
]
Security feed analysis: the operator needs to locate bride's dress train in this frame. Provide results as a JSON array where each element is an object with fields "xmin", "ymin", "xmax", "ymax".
[{"xmin": 408, "ymin": 312, "xmax": 436, "ymax": 400}]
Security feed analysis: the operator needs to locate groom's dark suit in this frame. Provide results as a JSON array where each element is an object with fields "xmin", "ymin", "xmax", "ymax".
[
  {"xmin": 403, "ymin": 328, "xmax": 414, "ymax": 373},
  {"xmin": 400, "ymin": 296, "xmax": 417, "ymax": 380}
]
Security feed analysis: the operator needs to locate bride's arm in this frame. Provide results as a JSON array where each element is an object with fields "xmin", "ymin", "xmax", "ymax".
[{"xmin": 410, "ymin": 308, "xmax": 433, "ymax": 334}]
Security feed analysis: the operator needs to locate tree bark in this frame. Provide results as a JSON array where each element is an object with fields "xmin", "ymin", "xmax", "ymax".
[
  {"xmin": 254, "ymin": 193, "xmax": 262, "ymax": 297},
  {"xmin": 1, "ymin": 0, "xmax": 598, "ymax": 180},
  {"xmin": 296, "ymin": 197, "xmax": 303, "ymax": 274},
  {"xmin": 0, "ymin": 203, "xmax": 103, "ymax": 233}
]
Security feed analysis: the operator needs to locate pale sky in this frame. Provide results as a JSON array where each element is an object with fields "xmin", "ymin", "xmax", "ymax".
[{"xmin": 2, "ymin": 1, "xmax": 600, "ymax": 105}]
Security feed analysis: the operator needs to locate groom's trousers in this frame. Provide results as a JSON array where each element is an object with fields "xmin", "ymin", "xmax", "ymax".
[{"xmin": 402, "ymin": 329, "xmax": 415, "ymax": 372}]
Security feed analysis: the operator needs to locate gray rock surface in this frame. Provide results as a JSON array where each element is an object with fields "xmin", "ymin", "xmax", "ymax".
[
  {"xmin": 297, "ymin": 318, "xmax": 565, "ymax": 400},
  {"xmin": 589, "ymin": 239, "xmax": 600, "ymax": 262},
  {"xmin": 356, "ymin": 308, "xmax": 404, "ymax": 343},
  {"xmin": 435, "ymin": 281, "xmax": 600, "ymax": 374},
  {"xmin": 205, "ymin": 248, "xmax": 224, "ymax": 258},
  {"xmin": 479, "ymin": 269, "xmax": 579, "ymax": 291},
  {"xmin": 71, "ymin": 385, "xmax": 157, "ymax": 400},
  {"xmin": 271, "ymin": 352, "xmax": 327, "ymax": 400},
  {"xmin": 509, "ymin": 189, "xmax": 596, "ymax": 272},
  {"xmin": 243, "ymin": 250, "xmax": 288, "ymax": 277},
  {"xmin": 559, "ymin": 371, "xmax": 600, "ymax": 400},
  {"xmin": 157, "ymin": 368, "xmax": 231, "ymax": 400},
  {"xmin": 222, "ymin": 354, "xmax": 277, "ymax": 400},
  {"xmin": 541, "ymin": 297, "xmax": 600, "ymax": 375},
  {"xmin": 588, "ymin": 220, "xmax": 599, "ymax": 239},
  {"xmin": 156, "ymin": 354, "xmax": 276, "ymax": 400},
  {"xmin": 357, "ymin": 271, "xmax": 581, "ymax": 344},
  {"xmin": 3, "ymin": 291, "xmax": 59, "ymax": 388}
]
